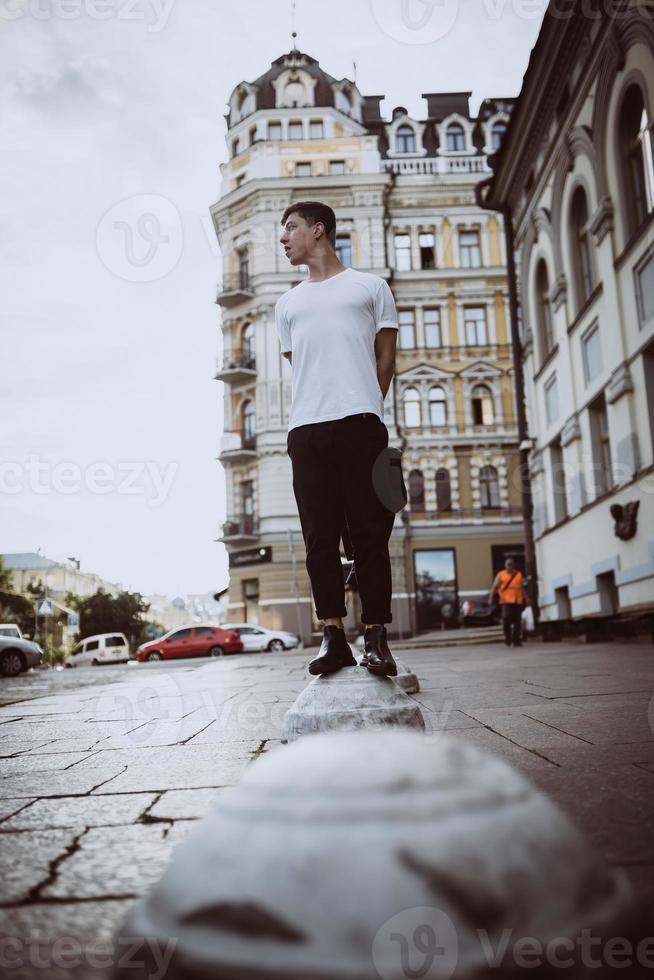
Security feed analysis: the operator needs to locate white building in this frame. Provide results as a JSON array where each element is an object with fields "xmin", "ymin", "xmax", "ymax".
[{"xmin": 480, "ymin": 1, "xmax": 654, "ymax": 629}]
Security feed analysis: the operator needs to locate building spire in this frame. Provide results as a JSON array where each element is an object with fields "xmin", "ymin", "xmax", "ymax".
[{"xmin": 291, "ymin": 0, "xmax": 298, "ymax": 50}]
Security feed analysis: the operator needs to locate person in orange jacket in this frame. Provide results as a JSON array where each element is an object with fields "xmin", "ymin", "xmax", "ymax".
[{"xmin": 489, "ymin": 558, "xmax": 526, "ymax": 647}]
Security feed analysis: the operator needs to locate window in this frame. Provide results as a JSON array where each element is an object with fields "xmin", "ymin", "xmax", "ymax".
[
  {"xmin": 419, "ymin": 232, "xmax": 435, "ymax": 270},
  {"xmin": 429, "ymin": 386, "xmax": 447, "ymax": 426},
  {"xmin": 231, "ymin": 138, "xmax": 239, "ymax": 158},
  {"xmin": 86, "ymin": 639, "xmax": 99, "ymax": 651},
  {"xmin": 571, "ymin": 187, "xmax": 594, "ymax": 309},
  {"xmin": 619, "ymin": 84, "xmax": 654, "ymax": 236},
  {"xmin": 403, "ymin": 387, "xmax": 421, "ymax": 427},
  {"xmin": 635, "ymin": 247, "xmax": 654, "ymax": 326},
  {"xmin": 398, "ymin": 310, "xmax": 416, "ymax": 349},
  {"xmin": 491, "ymin": 121, "xmax": 507, "ymax": 150},
  {"xmin": 195, "ymin": 626, "xmax": 214, "ymax": 637},
  {"xmin": 581, "ymin": 322, "xmax": 602, "ymax": 384},
  {"xmin": 536, "ymin": 260, "xmax": 555, "ymax": 359},
  {"xmin": 237, "ymin": 248, "xmax": 250, "ymax": 289},
  {"xmin": 235, "ymin": 174, "xmax": 246, "ymax": 189},
  {"xmin": 464, "ymin": 306, "xmax": 488, "ymax": 346},
  {"xmin": 550, "ymin": 438, "xmax": 568, "ymax": 524},
  {"xmin": 295, "ymin": 162, "xmax": 312, "ymax": 177},
  {"xmin": 329, "ymin": 160, "xmax": 346, "ymax": 176},
  {"xmin": 242, "ymin": 479, "xmax": 255, "ymax": 530},
  {"xmin": 242, "ymin": 400, "xmax": 255, "ymax": 441},
  {"xmin": 268, "ymin": 121, "xmax": 282, "ymax": 141},
  {"xmin": 335, "ymin": 234, "xmax": 352, "ymax": 267},
  {"xmin": 408, "ymin": 469, "xmax": 425, "ymax": 511},
  {"xmin": 168, "ymin": 629, "xmax": 191, "ymax": 641},
  {"xmin": 446, "ymin": 123, "xmax": 465, "ymax": 151},
  {"xmin": 396, "ymin": 125, "xmax": 416, "ymax": 153},
  {"xmin": 460, "ymin": 230, "xmax": 481, "ymax": 269},
  {"xmin": 479, "ymin": 465, "xmax": 500, "ymax": 509},
  {"xmin": 242, "ymin": 322, "xmax": 255, "ymax": 364},
  {"xmin": 589, "ymin": 395, "xmax": 612, "ymax": 495},
  {"xmin": 471, "ymin": 384, "xmax": 494, "ymax": 426},
  {"xmin": 435, "ymin": 469, "xmax": 452, "ymax": 512},
  {"xmin": 394, "ymin": 233, "xmax": 412, "ymax": 271},
  {"xmin": 424, "ymin": 308, "xmax": 441, "ymax": 348},
  {"xmin": 544, "ymin": 374, "xmax": 558, "ymax": 427},
  {"xmin": 105, "ymin": 636, "xmax": 124, "ymax": 647},
  {"xmin": 310, "ymin": 120, "xmax": 324, "ymax": 138},
  {"xmin": 288, "ymin": 120, "xmax": 303, "ymax": 139},
  {"xmin": 248, "ymin": 126, "xmax": 257, "ymax": 146}
]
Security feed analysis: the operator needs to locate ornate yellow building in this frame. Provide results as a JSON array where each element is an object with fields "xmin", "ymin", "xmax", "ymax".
[{"xmin": 210, "ymin": 49, "xmax": 524, "ymax": 643}]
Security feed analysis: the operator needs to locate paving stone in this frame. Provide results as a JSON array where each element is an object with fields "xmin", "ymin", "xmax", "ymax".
[
  {"xmin": 0, "ymin": 799, "xmax": 35, "ymax": 822},
  {"xmin": 73, "ymin": 742, "xmax": 259, "ymax": 770},
  {"xmin": 92, "ymin": 756, "xmax": 251, "ymax": 793},
  {"xmin": 1, "ymin": 793, "xmax": 157, "ymax": 831},
  {"xmin": 0, "ymin": 829, "xmax": 78, "ymax": 902},
  {"xmin": 0, "ymin": 752, "xmax": 94, "ymax": 776},
  {"xmin": 0, "ymin": 766, "xmax": 126, "ymax": 799},
  {"xmin": 41, "ymin": 825, "xmax": 176, "ymax": 899},
  {"xmin": 0, "ymin": 899, "xmax": 136, "ymax": 980},
  {"xmin": 0, "ymin": 739, "xmax": 50, "ymax": 756},
  {"xmin": 148, "ymin": 787, "xmax": 227, "ymax": 820}
]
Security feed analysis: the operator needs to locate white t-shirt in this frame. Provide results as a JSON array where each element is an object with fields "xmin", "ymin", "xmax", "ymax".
[{"xmin": 275, "ymin": 267, "xmax": 399, "ymax": 432}]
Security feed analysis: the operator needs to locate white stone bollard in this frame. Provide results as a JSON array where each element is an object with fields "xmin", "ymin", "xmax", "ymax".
[
  {"xmin": 281, "ymin": 665, "xmax": 425, "ymax": 742},
  {"xmin": 394, "ymin": 658, "xmax": 420, "ymax": 694},
  {"xmin": 113, "ymin": 730, "xmax": 637, "ymax": 980}
]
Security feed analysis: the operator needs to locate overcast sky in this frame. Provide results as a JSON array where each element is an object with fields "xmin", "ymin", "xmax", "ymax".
[{"xmin": 1, "ymin": 0, "xmax": 546, "ymax": 598}]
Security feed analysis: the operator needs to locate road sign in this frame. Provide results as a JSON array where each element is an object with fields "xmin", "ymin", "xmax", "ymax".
[
  {"xmin": 37, "ymin": 598, "xmax": 54, "ymax": 617},
  {"xmin": 67, "ymin": 613, "xmax": 79, "ymax": 628}
]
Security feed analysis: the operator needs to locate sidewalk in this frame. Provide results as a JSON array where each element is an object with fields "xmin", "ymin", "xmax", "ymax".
[{"xmin": 0, "ymin": 639, "xmax": 652, "ymax": 978}]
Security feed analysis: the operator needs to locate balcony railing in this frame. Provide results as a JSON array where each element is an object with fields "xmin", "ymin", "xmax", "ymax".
[
  {"xmin": 216, "ymin": 273, "xmax": 254, "ymax": 308},
  {"xmin": 384, "ymin": 155, "xmax": 491, "ymax": 176},
  {"xmin": 220, "ymin": 513, "xmax": 260, "ymax": 541},
  {"xmin": 408, "ymin": 507, "xmax": 523, "ymax": 522},
  {"xmin": 219, "ymin": 430, "xmax": 257, "ymax": 464},
  {"xmin": 215, "ymin": 349, "xmax": 257, "ymax": 384}
]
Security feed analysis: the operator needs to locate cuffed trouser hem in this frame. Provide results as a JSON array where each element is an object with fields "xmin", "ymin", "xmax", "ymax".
[{"xmin": 316, "ymin": 608, "xmax": 348, "ymax": 621}]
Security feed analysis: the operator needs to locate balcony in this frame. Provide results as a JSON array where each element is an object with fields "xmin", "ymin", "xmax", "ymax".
[
  {"xmin": 408, "ymin": 507, "xmax": 522, "ymax": 524},
  {"xmin": 216, "ymin": 274, "xmax": 254, "ymax": 308},
  {"xmin": 218, "ymin": 513, "xmax": 260, "ymax": 545},
  {"xmin": 219, "ymin": 430, "xmax": 257, "ymax": 465},
  {"xmin": 215, "ymin": 349, "xmax": 257, "ymax": 385},
  {"xmin": 384, "ymin": 155, "xmax": 491, "ymax": 177}
]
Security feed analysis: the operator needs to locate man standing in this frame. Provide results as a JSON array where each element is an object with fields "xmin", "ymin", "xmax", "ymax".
[
  {"xmin": 276, "ymin": 201, "xmax": 399, "ymax": 677},
  {"xmin": 489, "ymin": 558, "xmax": 526, "ymax": 647}
]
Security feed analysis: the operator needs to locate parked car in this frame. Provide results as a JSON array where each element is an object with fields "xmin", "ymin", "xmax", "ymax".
[
  {"xmin": 136, "ymin": 625, "xmax": 242, "ymax": 662},
  {"xmin": 460, "ymin": 598, "xmax": 501, "ymax": 627},
  {"xmin": 66, "ymin": 633, "xmax": 130, "ymax": 667},
  {"xmin": 0, "ymin": 624, "xmax": 23, "ymax": 639},
  {"xmin": 0, "ymin": 635, "xmax": 43, "ymax": 677},
  {"xmin": 221, "ymin": 623, "xmax": 300, "ymax": 653}
]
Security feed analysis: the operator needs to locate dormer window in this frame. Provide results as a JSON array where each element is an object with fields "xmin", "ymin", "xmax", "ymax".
[
  {"xmin": 396, "ymin": 125, "xmax": 416, "ymax": 153},
  {"xmin": 446, "ymin": 123, "xmax": 465, "ymax": 151},
  {"xmin": 491, "ymin": 121, "xmax": 507, "ymax": 150}
]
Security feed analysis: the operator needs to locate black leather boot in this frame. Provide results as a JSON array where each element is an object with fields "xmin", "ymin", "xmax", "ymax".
[
  {"xmin": 308, "ymin": 625, "xmax": 357, "ymax": 676},
  {"xmin": 363, "ymin": 625, "xmax": 397, "ymax": 677}
]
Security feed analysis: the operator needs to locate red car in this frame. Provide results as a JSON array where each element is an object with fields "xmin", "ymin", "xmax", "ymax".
[{"xmin": 136, "ymin": 625, "xmax": 242, "ymax": 662}]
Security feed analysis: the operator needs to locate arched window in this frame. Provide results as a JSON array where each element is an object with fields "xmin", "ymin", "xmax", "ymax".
[
  {"xmin": 491, "ymin": 121, "xmax": 507, "ymax": 150},
  {"xmin": 396, "ymin": 125, "xmax": 416, "ymax": 153},
  {"xmin": 429, "ymin": 386, "xmax": 447, "ymax": 427},
  {"xmin": 570, "ymin": 186, "xmax": 594, "ymax": 310},
  {"xmin": 471, "ymin": 385, "xmax": 494, "ymax": 426},
  {"xmin": 403, "ymin": 387, "xmax": 421, "ymax": 428},
  {"xmin": 435, "ymin": 469, "xmax": 452, "ymax": 512},
  {"xmin": 536, "ymin": 260, "xmax": 554, "ymax": 359},
  {"xmin": 619, "ymin": 84, "xmax": 654, "ymax": 237},
  {"xmin": 242, "ymin": 400, "xmax": 255, "ymax": 441},
  {"xmin": 408, "ymin": 469, "xmax": 425, "ymax": 511},
  {"xmin": 479, "ymin": 465, "xmax": 500, "ymax": 509},
  {"xmin": 241, "ymin": 322, "xmax": 255, "ymax": 365},
  {"xmin": 446, "ymin": 123, "xmax": 465, "ymax": 152}
]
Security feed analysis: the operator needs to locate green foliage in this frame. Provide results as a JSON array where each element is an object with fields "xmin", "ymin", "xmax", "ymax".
[
  {"xmin": 71, "ymin": 588, "xmax": 151, "ymax": 649},
  {"xmin": 0, "ymin": 557, "xmax": 34, "ymax": 636}
]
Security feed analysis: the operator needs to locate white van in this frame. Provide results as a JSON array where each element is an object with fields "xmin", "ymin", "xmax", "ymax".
[
  {"xmin": 67, "ymin": 633, "xmax": 130, "ymax": 667},
  {"xmin": 0, "ymin": 624, "xmax": 23, "ymax": 640}
]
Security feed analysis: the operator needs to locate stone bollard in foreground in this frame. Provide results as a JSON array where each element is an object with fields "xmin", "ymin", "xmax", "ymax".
[
  {"xmin": 394, "ymin": 657, "xmax": 420, "ymax": 694},
  {"xmin": 112, "ymin": 730, "xmax": 638, "ymax": 980},
  {"xmin": 281, "ymin": 665, "xmax": 425, "ymax": 742}
]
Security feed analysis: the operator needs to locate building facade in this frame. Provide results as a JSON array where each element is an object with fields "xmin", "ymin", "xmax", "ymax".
[
  {"xmin": 480, "ymin": 1, "xmax": 654, "ymax": 626},
  {"xmin": 211, "ymin": 49, "xmax": 524, "ymax": 643}
]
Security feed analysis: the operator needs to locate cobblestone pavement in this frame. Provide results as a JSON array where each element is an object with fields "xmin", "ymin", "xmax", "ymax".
[{"xmin": 0, "ymin": 640, "xmax": 652, "ymax": 978}]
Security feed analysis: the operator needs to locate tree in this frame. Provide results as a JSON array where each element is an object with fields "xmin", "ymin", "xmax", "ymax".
[
  {"xmin": 0, "ymin": 558, "xmax": 35, "ymax": 636},
  {"xmin": 67, "ymin": 589, "xmax": 151, "ymax": 650}
]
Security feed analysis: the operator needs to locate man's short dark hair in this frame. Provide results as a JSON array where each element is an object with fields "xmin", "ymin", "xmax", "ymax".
[{"xmin": 281, "ymin": 201, "xmax": 336, "ymax": 246}]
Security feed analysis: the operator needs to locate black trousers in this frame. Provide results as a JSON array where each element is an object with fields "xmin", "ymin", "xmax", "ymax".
[
  {"xmin": 501, "ymin": 603, "xmax": 523, "ymax": 644},
  {"xmin": 287, "ymin": 412, "xmax": 396, "ymax": 625}
]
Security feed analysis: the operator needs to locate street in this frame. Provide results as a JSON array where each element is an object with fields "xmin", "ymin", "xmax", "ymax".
[{"xmin": 0, "ymin": 639, "xmax": 652, "ymax": 978}]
